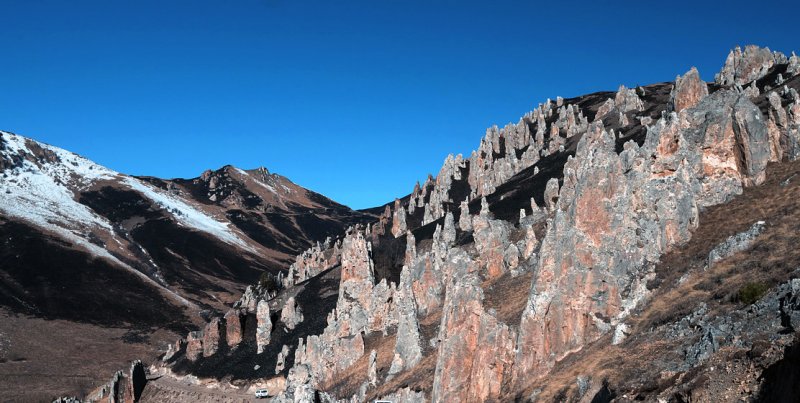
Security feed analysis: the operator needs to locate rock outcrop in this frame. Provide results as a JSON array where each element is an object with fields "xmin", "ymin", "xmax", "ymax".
[
  {"xmin": 202, "ymin": 317, "xmax": 223, "ymax": 357},
  {"xmin": 472, "ymin": 211, "xmax": 513, "ymax": 280},
  {"xmin": 706, "ymin": 220, "xmax": 766, "ymax": 266},
  {"xmin": 388, "ymin": 266, "xmax": 423, "ymax": 377},
  {"xmin": 75, "ymin": 360, "xmax": 147, "ymax": 403},
  {"xmin": 715, "ymin": 45, "xmax": 786, "ymax": 86},
  {"xmin": 378, "ymin": 387, "xmax": 427, "ymax": 403},
  {"xmin": 185, "ymin": 331, "xmax": 203, "ymax": 362},
  {"xmin": 284, "ymin": 238, "xmax": 341, "ymax": 287},
  {"xmin": 156, "ymin": 45, "xmax": 800, "ymax": 403},
  {"xmin": 671, "ymin": 67, "xmax": 709, "ymax": 112},
  {"xmin": 224, "ymin": 308, "xmax": 245, "ymax": 348},
  {"xmin": 391, "ymin": 199, "xmax": 407, "ymax": 237},
  {"xmin": 276, "ymin": 344, "xmax": 290, "ymax": 374},
  {"xmin": 432, "ymin": 251, "xmax": 516, "ymax": 402},
  {"xmin": 256, "ymin": 300, "xmax": 272, "ymax": 354},
  {"xmin": 514, "ymin": 87, "xmax": 771, "ymax": 387},
  {"xmin": 280, "ymin": 296, "xmax": 304, "ymax": 330}
]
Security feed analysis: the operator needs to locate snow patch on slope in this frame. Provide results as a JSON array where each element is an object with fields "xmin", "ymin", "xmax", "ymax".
[
  {"xmin": 121, "ymin": 177, "xmax": 255, "ymax": 251},
  {"xmin": 0, "ymin": 132, "xmax": 118, "ymax": 237},
  {"xmin": 1, "ymin": 131, "xmax": 254, "ymax": 258},
  {"xmin": 235, "ymin": 167, "xmax": 277, "ymax": 194}
]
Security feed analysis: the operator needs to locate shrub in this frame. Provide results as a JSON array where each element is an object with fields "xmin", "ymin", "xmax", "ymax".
[
  {"xmin": 259, "ymin": 271, "xmax": 279, "ymax": 292},
  {"xmin": 738, "ymin": 282, "xmax": 768, "ymax": 305}
]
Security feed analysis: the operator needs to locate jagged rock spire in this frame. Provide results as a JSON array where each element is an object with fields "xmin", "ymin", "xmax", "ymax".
[{"xmin": 671, "ymin": 67, "xmax": 709, "ymax": 112}]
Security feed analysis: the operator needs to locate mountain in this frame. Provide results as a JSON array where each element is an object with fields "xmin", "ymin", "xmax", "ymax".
[
  {"xmin": 0, "ymin": 133, "xmax": 374, "ymax": 401},
  {"xmin": 118, "ymin": 45, "xmax": 800, "ymax": 403}
]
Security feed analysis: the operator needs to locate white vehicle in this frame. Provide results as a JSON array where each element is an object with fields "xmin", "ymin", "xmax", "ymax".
[{"xmin": 255, "ymin": 388, "xmax": 270, "ymax": 398}]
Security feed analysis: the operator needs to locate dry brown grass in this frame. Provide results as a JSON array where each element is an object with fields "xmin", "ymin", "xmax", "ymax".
[
  {"xmin": 322, "ymin": 309, "xmax": 445, "ymax": 400},
  {"xmin": 642, "ymin": 159, "xmax": 800, "ymax": 330},
  {"xmin": 0, "ymin": 309, "xmax": 178, "ymax": 403},
  {"xmin": 365, "ymin": 349, "xmax": 438, "ymax": 401},
  {"xmin": 320, "ymin": 332, "xmax": 397, "ymax": 399},
  {"xmin": 483, "ymin": 270, "xmax": 535, "ymax": 327},
  {"xmin": 506, "ymin": 158, "xmax": 800, "ymax": 401}
]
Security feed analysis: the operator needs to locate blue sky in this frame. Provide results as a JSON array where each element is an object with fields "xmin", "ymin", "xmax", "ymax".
[{"xmin": 1, "ymin": 0, "xmax": 797, "ymax": 209}]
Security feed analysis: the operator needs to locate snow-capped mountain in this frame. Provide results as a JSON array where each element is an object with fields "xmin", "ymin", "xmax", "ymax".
[{"xmin": 0, "ymin": 131, "xmax": 373, "ymax": 327}]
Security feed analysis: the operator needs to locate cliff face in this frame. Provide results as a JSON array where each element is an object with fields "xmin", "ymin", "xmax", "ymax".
[{"xmin": 100, "ymin": 45, "xmax": 800, "ymax": 403}]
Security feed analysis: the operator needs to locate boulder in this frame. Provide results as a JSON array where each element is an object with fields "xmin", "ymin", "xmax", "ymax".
[{"xmin": 707, "ymin": 220, "xmax": 766, "ymax": 266}]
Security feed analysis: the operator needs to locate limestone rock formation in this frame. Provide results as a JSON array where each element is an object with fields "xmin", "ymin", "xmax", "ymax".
[
  {"xmin": 789, "ymin": 52, "xmax": 800, "ymax": 76},
  {"xmin": 388, "ymin": 266, "xmax": 423, "ymax": 377},
  {"xmin": 276, "ymin": 344, "xmax": 290, "ymax": 374},
  {"xmin": 391, "ymin": 199, "xmax": 407, "ymax": 237},
  {"xmin": 458, "ymin": 198, "xmax": 472, "ymax": 231},
  {"xmin": 543, "ymin": 177, "xmax": 560, "ymax": 212},
  {"xmin": 377, "ymin": 387, "xmax": 427, "ymax": 403},
  {"xmin": 185, "ymin": 331, "xmax": 204, "ymax": 362},
  {"xmin": 125, "ymin": 360, "xmax": 147, "ymax": 403},
  {"xmin": 671, "ymin": 67, "xmax": 709, "ymax": 112},
  {"xmin": 150, "ymin": 45, "xmax": 800, "ymax": 403},
  {"xmin": 715, "ymin": 45, "xmax": 786, "ymax": 86},
  {"xmin": 706, "ymin": 220, "xmax": 766, "ymax": 266},
  {"xmin": 162, "ymin": 338, "xmax": 183, "ymax": 362},
  {"xmin": 74, "ymin": 360, "xmax": 147, "ymax": 403},
  {"xmin": 256, "ymin": 299, "xmax": 272, "ymax": 354},
  {"xmin": 514, "ymin": 87, "xmax": 771, "ymax": 387},
  {"xmin": 472, "ymin": 212, "xmax": 512, "ymax": 279},
  {"xmin": 235, "ymin": 284, "xmax": 274, "ymax": 312},
  {"xmin": 202, "ymin": 317, "xmax": 223, "ymax": 357},
  {"xmin": 284, "ymin": 238, "xmax": 341, "ymax": 287},
  {"xmin": 432, "ymin": 252, "xmax": 516, "ymax": 402},
  {"xmin": 765, "ymin": 88, "xmax": 800, "ymax": 161},
  {"xmin": 224, "ymin": 308, "xmax": 245, "ymax": 348},
  {"xmin": 280, "ymin": 296, "xmax": 304, "ymax": 330},
  {"xmin": 614, "ymin": 85, "xmax": 645, "ymax": 113}
]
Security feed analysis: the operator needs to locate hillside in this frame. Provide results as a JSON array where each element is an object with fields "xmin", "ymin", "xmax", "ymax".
[
  {"xmin": 133, "ymin": 45, "xmax": 800, "ymax": 403},
  {"xmin": 0, "ymin": 134, "xmax": 374, "ymax": 401}
]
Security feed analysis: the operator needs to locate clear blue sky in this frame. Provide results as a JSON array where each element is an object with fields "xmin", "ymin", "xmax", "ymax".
[{"xmin": 1, "ymin": 0, "xmax": 797, "ymax": 209}]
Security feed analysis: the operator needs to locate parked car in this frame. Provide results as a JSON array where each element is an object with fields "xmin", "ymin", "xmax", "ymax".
[{"xmin": 255, "ymin": 388, "xmax": 270, "ymax": 398}]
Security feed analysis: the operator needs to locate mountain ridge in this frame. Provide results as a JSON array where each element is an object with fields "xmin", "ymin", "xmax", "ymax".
[
  {"xmin": 7, "ymin": 44, "xmax": 800, "ymax": 402},
  {"xmin": 137, "ymin": 44, "xmax": 800, "ymax": 403}
]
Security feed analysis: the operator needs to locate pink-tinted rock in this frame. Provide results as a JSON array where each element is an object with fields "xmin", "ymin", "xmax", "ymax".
[
  {"xmin": 280, "ymin": 296, "xmax": 304, "ymax": 330},
  {"xmin": 224, "ymin": 308, "xmax": 245, "ymax": 348},
  {"xmin": 391, "ymin": 199, "xmax": 407, "ymax": 237},
  {"xmin": 202, "ymin": 317, "xmax": 222, "ymax": 357},
  {"xmin": 185, "ymin": 331, "xmax": 203, "ymax": 362},
  {"xmin": 432, "ymin": 254, "xmax": 515, "ymax": 403},
  {"xmin": 388, "ymin": 266, "xmax": 423, "ymax": 377},
  {"xmin": 715, "ymin": 45, "xmax": 784, "ymax": 86},
  {"xmin": 671, "ymin": 67, "xmax": 709, "ymax": 112},
  {"xmin": 514, "ymin": 90, "xmax": 771, "ymax": 388},
  {"xmin": 256, "ymin": 300, "xmax": 272, "ymax": 354}
]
